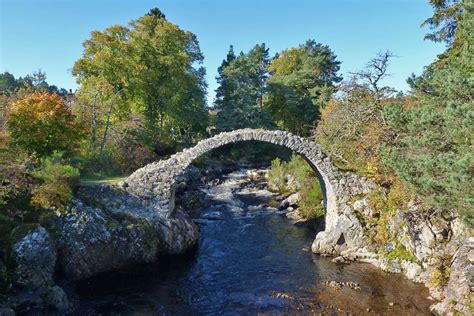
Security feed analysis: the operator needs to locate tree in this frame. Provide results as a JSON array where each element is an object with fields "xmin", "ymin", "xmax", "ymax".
[
  {"xmin": 0, "ymin": 72, "xmax": 17, "ymax": 94},
  {"xmin": 350, "ymin": 50, "xmax": 396, "ymax": 107},
  {"xmin": 421, "ymin": 0, "xmax": 464, "ymax": 44},
  {"xmin": 214, "ymin": 45, "xmax": 236, "ymax": 111},
  {"xmin": 383, "ymin": 2, "xmax": 473, "ymax": 226},
  {"xmin": 265, "ymin": 40, "xmax": 342, "ymax": 135},
  {"xmin": 214, "ymin": 44, "xmax": 273, "ymax": 132},
  {"xmin": 7, "ymin": 93, "xmax": 84, "ymax": 157},
  {"xmin": 73, "ymin": 8, "xmax": 207, "ymax": 141}
]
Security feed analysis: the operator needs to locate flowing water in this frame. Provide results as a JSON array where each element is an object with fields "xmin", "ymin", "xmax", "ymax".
[{"xmin": 74, "ymin": 169, "xmax": 432, "ymax": 315}]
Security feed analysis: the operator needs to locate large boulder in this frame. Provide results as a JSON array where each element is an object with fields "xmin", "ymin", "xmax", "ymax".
[
  {"xmin": 312, "ymin": 210, "xmax": 365, "ymax": 255},
  {"xmin": 279, "ymin": 193, "xmax": 300, "ymax": 209},
  {"xmin": 9, "ymin": 226, "xmax": 56, "ymax": 289},
  {"xmin": 77, "ymin": 184, "xmax": 200, "ymax": 257},
  {"xmin": 7, "ymin": 225, "xmax": 70, "ymax": 312},
  {"xmin": 57, "ymin": 200, "xmax": 159, "ymax": 280}
]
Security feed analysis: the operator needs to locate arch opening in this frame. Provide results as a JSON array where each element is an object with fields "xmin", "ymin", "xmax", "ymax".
[{"xmin": 122, "ymin": 129, "xmax": 338, "ymax": 222}]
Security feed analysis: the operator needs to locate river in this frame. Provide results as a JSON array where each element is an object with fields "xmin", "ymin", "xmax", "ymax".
[{"xmin": 73, "ymin": 168, "xmax": 432, "ymax": 315}]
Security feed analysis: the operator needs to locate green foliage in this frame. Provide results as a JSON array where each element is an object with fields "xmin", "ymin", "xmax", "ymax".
[
  {"xmin": 7, "ymin": 93, "xmax": 84, "ymax": 157},
  {"xmin": 73, "ymin": 8, "xmax": 208, "ymax": 137},
  {"xmin": 382, "ymin": 6, "xmax": 473, "ymax": 226},
  {"xmin": 315, "ymin": 85, "xmax": 389, "ymax": 176},
  {"xmin": 0, "ymin": 70, "xmax": 68, "ymax": 97},
  {"xmin": 265, "ymin": 40, "xmax": 342, "ymax": 135},
  {"xmin": 421, "ymin": 0, "xmax": 463, "ymax": 44},
  {"xmin": 214, "ymin": 44, "xmax": 274, "ymax": 132},
  {"xmin": 430, "ymin": 254, "xmax": 453, "ymax": 288},
  {"xmin": 268, "ymin": 155, "xmax": 324, "ymax": 219},
  {"xmin": 30, "ymin": 153, "xmax": 80, "ymax": 212},
  {"xmin": 386, "ymin": 242, "xmax": 418, "ymax": 263},
  {"xmin": 0, "ymin": 214, "xmax": 17, "ymax": 249},
  {"xmin": 0, "ymin": 133, "xmax": 33, "ymax": 207}
]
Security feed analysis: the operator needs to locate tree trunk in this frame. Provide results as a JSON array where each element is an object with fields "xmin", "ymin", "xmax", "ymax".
[
  {"xmin": 91, "ymin": 93, "xmax": 98, "ymax": 154},
  {"xmin": 99, "ymin": 99, "xmax": 114, "ymax": 158}
]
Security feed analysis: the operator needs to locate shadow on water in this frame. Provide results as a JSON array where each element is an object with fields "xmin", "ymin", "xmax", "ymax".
[{"xmin": 71, "ymin": 169, "xmax": 432, "ymax": 315}]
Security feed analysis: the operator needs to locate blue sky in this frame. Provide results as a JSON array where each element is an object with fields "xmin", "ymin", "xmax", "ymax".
[{"xmin": 1, "ymin": 0, "xmax": 444, "ymax": 105}]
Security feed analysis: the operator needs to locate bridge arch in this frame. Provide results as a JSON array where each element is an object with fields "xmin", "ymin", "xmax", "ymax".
[{"xmin": 121, "ymin": 129, "xmax": 342, "ymax": 220}]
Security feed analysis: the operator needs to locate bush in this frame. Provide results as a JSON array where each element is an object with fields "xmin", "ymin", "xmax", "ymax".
[
  {"xmin": 30, "ymin": 153, "xmax": 79, "ymax": 212},
  {"xmin": 0, "ymin": 132, "xmax": 34, "ymax": 208},
  {"xmin": 268, "ymin": 154, "xmax": 324, "ymax": 219}
]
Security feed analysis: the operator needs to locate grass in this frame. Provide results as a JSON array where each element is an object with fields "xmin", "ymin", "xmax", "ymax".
[
  {"xmin": 386, "ymin": 242, "xmax": 418, "ymax": 263},
  {"xmin": 79, "ymin": 175, "xmax": 128, "ymax": 186}
]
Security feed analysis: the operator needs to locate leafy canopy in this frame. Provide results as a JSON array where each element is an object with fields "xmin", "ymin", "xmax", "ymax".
[
  {"xmin": 72, "ymin": 8, "xmax": 208, "ymax": 134},
  {"xmin": 383, "ymin": 1, "xmax": 473, "ymax": 226},
  {"xmin": 214, "ymin": 44, "xmax": 273, "ymax": 132},
  {"xmin": 265, "ymin": 40, "xmax": 342, "ymax": 135}
]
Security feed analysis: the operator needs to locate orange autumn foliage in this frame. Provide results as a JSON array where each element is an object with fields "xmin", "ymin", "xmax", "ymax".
[{"xmin": 7, "ymin": 93, "xmax": 84, "ymax": 157}]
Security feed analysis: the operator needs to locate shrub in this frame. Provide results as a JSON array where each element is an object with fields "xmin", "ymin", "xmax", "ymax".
[
  {"xmin": 268, "ymin": 154, "xmax": 324, "ymax": 219},
  {"xmin": 430, "ymin": 254, "xmax": 453, "ymax": 288},
  {"xmin": 315, "ymin": 82, "xmax": 391, "ymax": 176},
  {"xmin": 0, "ymin": 132, "xmax": 33, "ymax": 208},
  {"xmin": 30, "ymin": 153, "xmax": 79, "ymax": 212}
]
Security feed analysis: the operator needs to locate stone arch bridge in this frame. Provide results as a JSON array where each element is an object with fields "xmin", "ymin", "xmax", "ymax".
[{"xmin": 120, "ymin": 129, "xmax": 374, "ymax": 253}]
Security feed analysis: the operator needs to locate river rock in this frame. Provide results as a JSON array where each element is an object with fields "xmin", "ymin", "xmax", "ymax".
[
  {"xmin": 10, "ymin": 226, "xmax": 56, "ymax": 289},
  {"xmin": 154, "ymin": 209, "xmax": 199, "ymax": 254},
  {"xmin": 280, "ymin": 193, "xmax": 300, "ymax": 209},
  {"xmin": 57, "ymin": 200, "xmax": 159, "ymax": 280},
  {"xmin": 41, "ymin": 285, "xmax": 70, "ymax": 311}
]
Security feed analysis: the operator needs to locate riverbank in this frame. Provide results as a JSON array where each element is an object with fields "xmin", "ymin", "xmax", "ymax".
[
  {"xmin": 71, "ymin": 167, "xmax": 433, "ymax": 314},
  {"xmin": 0, "ymin": 160, "xmax": 470, "ymax": 314},
  {"xmin": 264, "ymin": 157, "xmax": 472, "ymax": 315}
]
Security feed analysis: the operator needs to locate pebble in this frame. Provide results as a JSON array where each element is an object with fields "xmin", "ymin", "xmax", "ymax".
[{"xmin": 323, "ymin": 280, "xmax": 361, "ymax": 291}]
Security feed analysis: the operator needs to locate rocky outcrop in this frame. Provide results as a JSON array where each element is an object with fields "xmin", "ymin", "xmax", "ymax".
[
  {"xmin": 5, "ymin": 225, "xmax": 70, "ymax": 312},
  {"xmin": 57, "ymin": 199, "xmax": 159, "ymax": 280},
  {"xmin": 154, "ymin": 209, "xmax": 199, "ymax": 254},
  {"xmin": 431, "ymin": 238, "xmax": 473, "ymax": 315},
  {"xmin": 311, "ymin": 174, "xmax": 375, "ymax": 255},
  {"xmin": 312, "ymin": 180, "xmax": 472, "ymax": 314},
  {"xmin": 10, "ymin": 226, "xmax": 56, "ymax": 289},
  {"xmin": 76, "ymin": 184, "xmax": 199, "ymax": 259}
]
